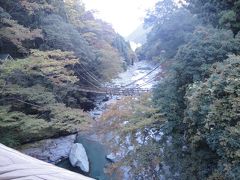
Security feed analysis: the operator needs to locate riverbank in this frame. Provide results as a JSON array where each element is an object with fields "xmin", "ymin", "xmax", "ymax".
[{"xmin": 18, "ymin": 134, "xmax": 77, "ymax": 164}]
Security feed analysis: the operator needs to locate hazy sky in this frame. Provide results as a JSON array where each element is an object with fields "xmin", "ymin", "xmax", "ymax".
[{"xmin": 82, "ymin": 0, "xmax": 157, "ymax": 37}]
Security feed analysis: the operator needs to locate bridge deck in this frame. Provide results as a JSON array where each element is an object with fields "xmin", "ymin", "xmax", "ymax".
[
  {"xmin": 0, "ymin": 143, "xmax": 93, "ymax": 180},
  {"xmin": 77, "ymin": 87, "xmax": 151, "ymax": 95}
]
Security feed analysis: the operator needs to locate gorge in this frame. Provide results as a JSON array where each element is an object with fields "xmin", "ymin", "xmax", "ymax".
[{"xmin": 1, "ymin": 0, "xmax": 240, "ymax": 179}]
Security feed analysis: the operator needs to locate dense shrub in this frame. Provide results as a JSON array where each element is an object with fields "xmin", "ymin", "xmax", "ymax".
[{"xmin": 184, "ymin": 56, "xmax": 240, "ymax": 179}]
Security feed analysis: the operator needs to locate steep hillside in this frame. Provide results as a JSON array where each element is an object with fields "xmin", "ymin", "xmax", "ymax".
[
  {"xmin": 134, "ymin": 0, "xmax": 240, "ymax": 179},
  {"xmin": 0, "ymin": 0, "xmax": 136, "ymax": 147}
]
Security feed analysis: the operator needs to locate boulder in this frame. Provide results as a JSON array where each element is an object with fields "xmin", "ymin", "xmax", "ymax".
[
  {"xmin": 69, "ymin": 143, "xmax": 89, "ymax": 173},
  {"xmin": 19, "ymin": 134, "xmax": 77, "ymax": 164},
  {"xmin": 93, "ymin": 111, "xmax": 101, "ymax": 116},
  {"xmin": 106, "ymin": 153, "xmax": 117, "ymax": 163}
]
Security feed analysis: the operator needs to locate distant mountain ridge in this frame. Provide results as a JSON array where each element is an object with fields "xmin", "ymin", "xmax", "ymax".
[{"xmin": 126, "ymin": 24, "xmax": 150, "ymax": 44}]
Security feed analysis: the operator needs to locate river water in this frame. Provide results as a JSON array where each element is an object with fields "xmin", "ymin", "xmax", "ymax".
[
  {"xmin": 57, "ymin": 61, "xmax": 160, "ymax": 179},
  {"xmin": 57, "ymin": 134, "xmax": 111, "ymax": 179}
]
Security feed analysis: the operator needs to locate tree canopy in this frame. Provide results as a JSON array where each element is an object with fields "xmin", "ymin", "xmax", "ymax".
[{"xmin": 187, "ymin": 0, "xmax": 240, "ymax": 35}]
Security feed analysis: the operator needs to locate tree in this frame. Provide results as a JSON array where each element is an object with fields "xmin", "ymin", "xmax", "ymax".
[
  {"xmin": 154, "ymin": 26, "xmax": 240, "ymax": 133},
  {"xmin": 40, "ymin": 14, "xmax": 96, "ymax": 62},
  {"xmin": 144, "ymin": 0, "xmax": 178, "ymax": 27},
  {"xmin": 112, "ymin": 34, "xmax": 137, "ymax": 66},
  {"xmin": 184, "ymin": 56, "xmax": 240, "ymax": 179},
  {"xmin": 0, "ymin": 8, "xmax": 42, "ymax": 56},
  {"xmin": 137, "ymin": 0, "xmax": 240, "ymax": 179},
  {"xmin": 0, "ymin": 50, "xmax": 90, "ymax": 147},
  {"xmin": 187, "ymin": 0, "xmax": 240, "ymax": 35},
  {"xmin": 141, "ymin": 9, "xmax": 197, "ymax": 60}
]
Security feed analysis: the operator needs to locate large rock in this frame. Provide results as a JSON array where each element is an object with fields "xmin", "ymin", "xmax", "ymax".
[
  {"xmin": 106, "ymin": 153, "xmax": 117, "ymax": 163},
  {"xmin": 69, "ymin": 143, "xmax": 89, "ymax": 173},
  {"xmin": 18, "ymin": 134, "xmax": 77, "ymax": 164}
]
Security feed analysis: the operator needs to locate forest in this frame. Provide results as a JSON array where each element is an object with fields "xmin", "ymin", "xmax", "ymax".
[
  {"xmin": 0, "ymin": 0, "xmax": 135, "ymax": 146},
  {"xmin": 0, "ymin": 0, "xmax": 240, "ymax": 179},
  {"xmin": 135, "ymin": 0, "xmax": 240, "ymax": 179}
]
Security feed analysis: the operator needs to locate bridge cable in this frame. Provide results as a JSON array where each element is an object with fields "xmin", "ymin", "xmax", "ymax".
[
  {"xmin": 72, "ymin": 64, "xmax": 103, "ymax": 90},
  {"xmin": 0, "ymin": 97, "xmax": 44, "ymax": 109},
  {"xmin": 79, "ymin": 62, "xmax": 100, "ymax": 80},
  {"xmin": 136, "ymin": 72, "xmax": 162, "ymax": 87},
  {"xmin": 122, "ymin": 64, "xmax": 161, "ymax": 88},
  {"xmin": 77, "ymin": 63, "xmax": 104, "ymax": 86},
  {"xmin": 76, "ymin": 72, "xmax": 103, "ymax": 90},
  {"xmin": 136, "ymin": 76, "xmax": 158, "ymax": 88},
  {"xmin": 74, "ymin": 86, "xmax": 106, "ymax": 94}
]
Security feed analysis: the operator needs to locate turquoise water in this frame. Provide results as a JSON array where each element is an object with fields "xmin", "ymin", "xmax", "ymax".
[{"xmin": 57, "ymin": 135, "xmax": 112, "ymax": 180}]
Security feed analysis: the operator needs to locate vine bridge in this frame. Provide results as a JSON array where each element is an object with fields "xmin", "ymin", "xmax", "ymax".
[
  {"xmin": 73, "ymin": 62, "xmax": 161, "ymax": 96},
  {"xmin": 76, "ymin": 86, "xmax": 151, "ymax": 96}
]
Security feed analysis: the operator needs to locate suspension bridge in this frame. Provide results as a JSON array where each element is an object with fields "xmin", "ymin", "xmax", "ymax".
[
  {"xmin": 75, "ymin": 86, "xmax": 151, "ymax": 96},
  {"xmin": 73, "ymin": 62, "xmax": 161, "ymax": 96}
]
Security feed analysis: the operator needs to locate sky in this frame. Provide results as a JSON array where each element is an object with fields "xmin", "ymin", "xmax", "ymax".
[{"xmin": 82, "ymin": 0, "xmax": 158, "ymax": 37}]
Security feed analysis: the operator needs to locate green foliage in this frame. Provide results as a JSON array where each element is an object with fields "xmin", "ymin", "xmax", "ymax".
[
  {"xmin": 162, "ymin": 135, "xmax": 219, "ymax": 179},
  {"xmin": 101, "ymin": 94, "xmax": 164, "ymax": 177},
  {"xmin": 1, "ymin": 0, "xmax": 135, "ymax": 82},
  {"xmin": 0, "ymin": 103, "xmax": 89, "ymax": 147},
  {"xmin": 1, "ymin": 50, "xmax": 78, "ymax": 84},
  {"xmin": 0, "ymin": 50, "xmax": 90, "ymax": 147},
  {"xmin": 96, "ymin": 44, "xmax": 124, "ymax": 80},
  {"xmin": 144, "ymin": 0, "xmax": 178, "ymax": 27},
  {"xmin": 139, "ymin": 0, "xmax": 240, "ymax": 179},
  {"xmin": 0, "ymin": 0, "xmax": 135, "ymax": 152},
  {"xmin": 63, "ymin": 0, "xmax": 136, "ymax": 77},
  {"xmin": 187, "ymin": 0, "xmax": 240, "ymax": 35},
  {"xmin": 219, "ymin": 10, "xmax": 237, "ymax": 26},
  {"xmin": 140, "ymin": 9, "xmax": 197, "ymax": 60},
  {"xmin": 0, "ymin": 0, "xmax": 65, "ymax": 27},
  {"xmin": 174, "ymin": 27, "xmax": 240, "ymax": 83},
  {"xmin": 112, "ymin": 35, "xmax": 137, "ymax": 66},
  {"xmin": 184, "ymin": 56, "xmax": 240, "ymax": 179},
  {"xmin": 153, "ymin": 27, "xmax": 240, "ymax": 131},
  {"xmin": 101, "ymin": 94, "xmax": 164, "ymax": 134},
  {"xmin": 3, "ymin": 85, "xmax": 56, "ymax": 105},
  {"xmin": 0, "ymin": 14, "xmax": 42, "ymax": 56},
  {"xmin": 0, "ymin": 106, "xmax": 51, "ymax": 147},
  {"xmin": 150, "ymin": 25, "xmax": 240, "ymax": 180},
  {"xmin": 63, "ymin": 0, "xmax": 89, "ymax": 30},
  {"xmin": 0, "ymin": 7, "xmax": 11, "ymax": 19},
  {"xmin": 40, "ymin": 14, "xmax": 96, "ymax": 62},
  {"xmin": 127, "ymin": 141, "xmax": 162, "ymax": 179}
]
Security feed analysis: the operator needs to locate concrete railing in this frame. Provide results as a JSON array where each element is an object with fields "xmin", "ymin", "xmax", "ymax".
[{"xmin": 0, "ymin": 143, "xmax": 94, "ymax": 180}]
